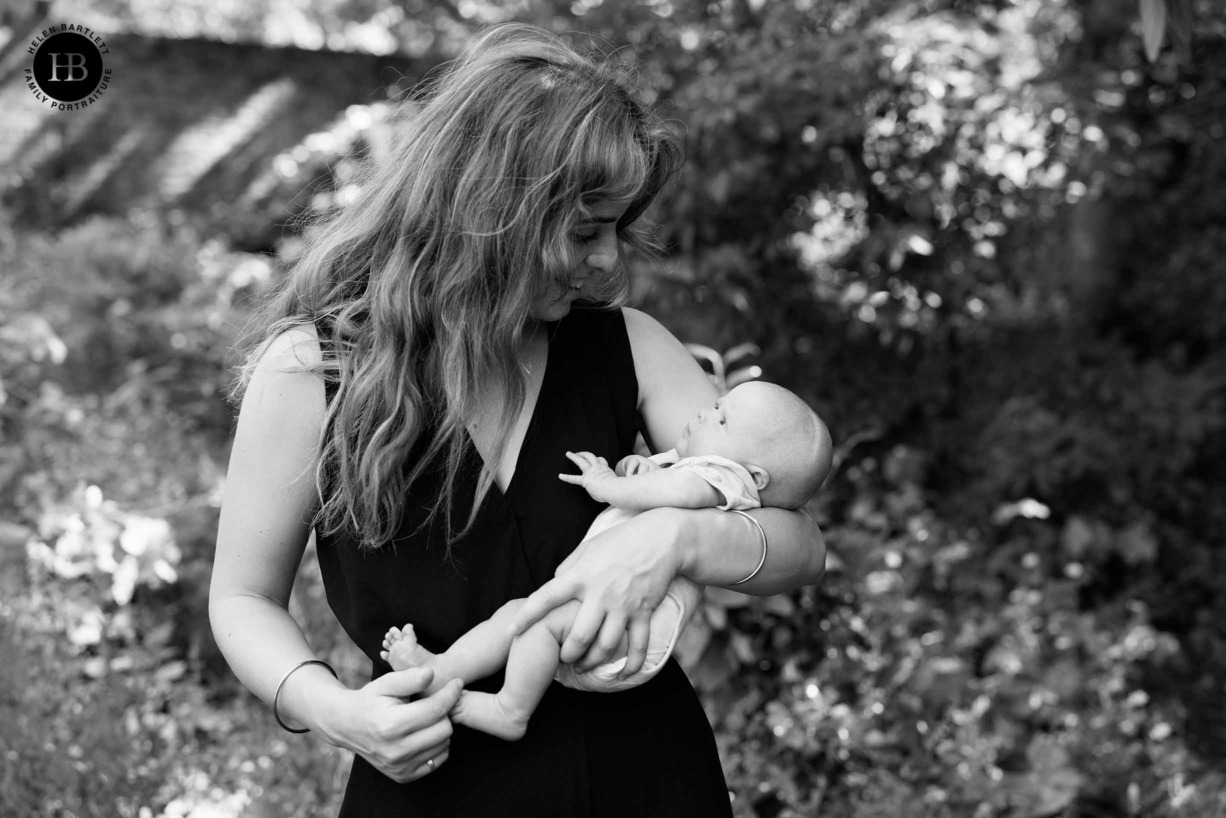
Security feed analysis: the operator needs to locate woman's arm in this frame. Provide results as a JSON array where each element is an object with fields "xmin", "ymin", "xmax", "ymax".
[
  {"xmin": 210, "ymin": 326, "xmax": 460, "ymax": 783},
  {"xmin": 661, "ymin": 504, "xmax": 824, "ymax": 591},
  {"xmin": 508, "ymin": 307, "xmax": 825, "ymax": 673},
  {"xmin": 626, "ymin": 307, "xmax": 826, "ymax": 591}
]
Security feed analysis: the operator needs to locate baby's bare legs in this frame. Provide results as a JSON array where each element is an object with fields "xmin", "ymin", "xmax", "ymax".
[
  {"xmin": 382, "ymin": 599, "xmax": 583, "ymax": 741},
  {"xmin": 381, "ymin": 602, "xmax": 520, "ymax": 695}
]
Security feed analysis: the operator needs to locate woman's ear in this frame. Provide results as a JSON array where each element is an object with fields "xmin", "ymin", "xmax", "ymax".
[{"xmin": 746, "ymin": 465, "xmax": 770, "ymax": 492}]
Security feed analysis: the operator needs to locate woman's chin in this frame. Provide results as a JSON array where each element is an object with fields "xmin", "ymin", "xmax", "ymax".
[{"xmin": 531, "ymin": 297, "xmax": 577, "ymax": 322}]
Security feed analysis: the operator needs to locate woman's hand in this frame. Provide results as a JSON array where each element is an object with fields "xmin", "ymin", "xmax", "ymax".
[
  {"xmin": 321, "ymin": 668, "xmax": 463, "ymax": 784},
  {"xmin": 507, "ymin": 508, "xmax": 684, "ymax": 676}
]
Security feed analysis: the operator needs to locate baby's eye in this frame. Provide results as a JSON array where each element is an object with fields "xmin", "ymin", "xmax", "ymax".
[{"xmin": 719, "ymin": 418, "xmax": 726, "ymax": 426}]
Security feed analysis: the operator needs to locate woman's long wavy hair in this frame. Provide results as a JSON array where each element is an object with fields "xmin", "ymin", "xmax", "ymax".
[{"xmin": 233, "ymin": 23, "xmax": 685, "ymax": 550}]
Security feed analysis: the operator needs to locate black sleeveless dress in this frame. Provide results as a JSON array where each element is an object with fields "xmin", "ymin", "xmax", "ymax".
[{"xmin": 315, "ymin": 307, "xmax": 733, "ymax": 817}]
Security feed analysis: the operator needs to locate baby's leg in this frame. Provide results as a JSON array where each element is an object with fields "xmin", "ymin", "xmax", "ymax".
[
  {"xmin": 451, "ymin": 599, "xmax": 582, "ymax": 741},
  {"xmin": 380, "ymin": 600, "xmax": 526, "ymax": 695}
]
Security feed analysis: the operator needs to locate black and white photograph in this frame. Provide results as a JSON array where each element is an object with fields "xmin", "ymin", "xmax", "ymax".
[{"xmin": 1, "ymin": 0, "xmax": 1223, "ymax": 815}]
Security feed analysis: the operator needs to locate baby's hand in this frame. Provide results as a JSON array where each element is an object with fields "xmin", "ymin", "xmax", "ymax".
[
  {"xmin": 615, "ymin": 454, "xmax": 659, "ymax": 477},
  {"xmin": 559, "ymin": 451, "xmax": 618, "ymax": 502}
]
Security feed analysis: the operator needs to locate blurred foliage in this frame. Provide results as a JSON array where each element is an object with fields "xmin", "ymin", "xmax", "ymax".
[{"xmin": 3, "ymin": 0, "xmax": 1226, "ymax": 816}]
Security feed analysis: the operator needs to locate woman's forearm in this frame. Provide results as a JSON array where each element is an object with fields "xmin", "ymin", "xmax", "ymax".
[
  {"xmin": 667, "ymin": 505, "xmax": 826, "ymax": 594},
  {"xmin": 209, "ymin": 592, "xmax": 352, "ymax": 739}
]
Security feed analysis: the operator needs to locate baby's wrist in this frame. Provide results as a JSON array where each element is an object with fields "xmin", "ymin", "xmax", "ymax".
[{"xmin": 587, "ymin": 472, "xmax": 619, "ymax": 499}]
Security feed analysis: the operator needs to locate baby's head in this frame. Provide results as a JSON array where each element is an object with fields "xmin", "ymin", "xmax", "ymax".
[{"xmin": 674, "ymin": 381, "xmax": 832, "ymax": 509}]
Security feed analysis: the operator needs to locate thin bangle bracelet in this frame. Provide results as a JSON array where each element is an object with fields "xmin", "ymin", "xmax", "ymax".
[
  {"xmin": 727, "ymin": 509, "xmax": 768, "ymax": 585},
  {"xmin": 273, "ymin": 659, "xmax": 338, "ymax": 734}
]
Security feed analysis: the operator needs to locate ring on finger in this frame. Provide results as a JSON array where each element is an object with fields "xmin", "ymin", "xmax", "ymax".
[{"xmin": 426, "ymin": 757, "xmax": 436, "ymax": 773}]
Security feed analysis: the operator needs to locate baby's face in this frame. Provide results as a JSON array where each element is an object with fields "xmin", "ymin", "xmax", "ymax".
[{"xmin": 674, "ymin": 383, "xmax": 778, "ymax": 462}]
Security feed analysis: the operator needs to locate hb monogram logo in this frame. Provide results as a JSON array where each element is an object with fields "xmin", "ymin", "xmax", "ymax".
[
  {"xmin": 49, "ymin": 52, "xmax": 90, "ymax": 82},
  {"xmin": 26, "ymin": 25, "xmax": 112, "ymax": 110}
]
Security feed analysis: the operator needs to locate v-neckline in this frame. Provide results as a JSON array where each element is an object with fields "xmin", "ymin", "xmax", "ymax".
[{"xmin": 464, "ymin": 321, "xmax": 556, "ymax": 500}]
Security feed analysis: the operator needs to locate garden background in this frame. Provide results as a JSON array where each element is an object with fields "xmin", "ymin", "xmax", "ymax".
[{"xmin": 2, "ymin": 0, "xmax": 1225, "ymax": 815}]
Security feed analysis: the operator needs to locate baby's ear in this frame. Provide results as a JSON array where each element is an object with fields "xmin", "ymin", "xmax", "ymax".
[{"xmin": 746, "ymin": 465, "xmax": 770, "ymax": 492}]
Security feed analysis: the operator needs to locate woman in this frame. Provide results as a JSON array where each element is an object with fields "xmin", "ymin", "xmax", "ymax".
[{"xmin": 210, "ymin": 23, "xmax": 825, "ymax": 817}]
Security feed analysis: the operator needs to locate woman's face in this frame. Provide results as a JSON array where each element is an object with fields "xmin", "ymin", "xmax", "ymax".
[{"xmin": 529, "ymin": 199, "xmax": 630, "ymax": 323}]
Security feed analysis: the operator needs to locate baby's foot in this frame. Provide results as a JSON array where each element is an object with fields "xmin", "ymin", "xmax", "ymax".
[{"xmin": 379, "ymin": 624, "xmax": 437, "ymax": 671}]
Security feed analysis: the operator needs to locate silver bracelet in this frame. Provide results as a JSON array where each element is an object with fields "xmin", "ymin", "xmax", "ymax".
[
  {"xmin": 727, "ymin": 509, "xmax": 768, "ymax": 585},
  {"xmin": 273, "ymin": 658, "xmax": 337, "ymax": 734}
]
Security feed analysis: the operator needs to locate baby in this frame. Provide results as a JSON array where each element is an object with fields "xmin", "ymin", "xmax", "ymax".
[{"xmin": 381, "ymin": 381, "xmax": 832, "ymax": 741}]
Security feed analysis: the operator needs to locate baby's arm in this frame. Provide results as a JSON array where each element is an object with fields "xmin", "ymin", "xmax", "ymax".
[{"xmin": 559, "ymin": 451, "xmax": 721, "ymax": 511}]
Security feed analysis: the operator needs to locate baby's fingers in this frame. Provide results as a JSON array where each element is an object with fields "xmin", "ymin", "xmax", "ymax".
[
  {"xmin": 564, "ymin": 451, "xmax": 595, "ymax": 470},
  {"xmin": 618, "ymin": 455, "xmax": 646, "ymax": 476},
  {"xmin": 558, "ymin": 473, "xmax": 583, "ymax": 485}
]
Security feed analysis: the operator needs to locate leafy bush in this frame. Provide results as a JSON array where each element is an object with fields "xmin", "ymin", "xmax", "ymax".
[{"xmin": 0, "ymin": 213, "xmax": 368, "ymax": 816}]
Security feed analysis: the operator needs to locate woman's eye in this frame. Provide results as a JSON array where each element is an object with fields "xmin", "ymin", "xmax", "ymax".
[{"xmin": 573, "ymin": 231, "xmax": 598, "ymax": 244}]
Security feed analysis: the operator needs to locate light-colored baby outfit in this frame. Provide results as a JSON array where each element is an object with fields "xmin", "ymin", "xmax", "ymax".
[{"xmin": 553, "ymin": 450, "xmax": 761, "ymax": 693}]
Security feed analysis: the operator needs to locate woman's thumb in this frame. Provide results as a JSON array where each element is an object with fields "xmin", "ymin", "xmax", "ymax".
[{"xmin": 368, "ymin": 667, "xmax": 434, "ymax": 699}]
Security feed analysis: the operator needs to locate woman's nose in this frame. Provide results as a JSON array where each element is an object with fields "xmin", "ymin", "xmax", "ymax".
[{"xmin": 585, "ymin": 233, "xmax": 619, "ymax": 272}]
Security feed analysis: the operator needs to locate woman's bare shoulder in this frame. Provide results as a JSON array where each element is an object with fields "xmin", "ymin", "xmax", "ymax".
[
  {"xmin": 620, "ymin": 305, "xmax": 671, "ymax": 348},
  {"xmin": 255, "ymin": 323, "xmax": 324, "ymax": 373},
  {"xmin": 241, "ymin": 323, "xmax": 327, "ymax": 430}
]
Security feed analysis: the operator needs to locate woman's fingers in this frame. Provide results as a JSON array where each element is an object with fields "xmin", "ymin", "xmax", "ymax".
[
  {"xmin": 367, "ymin": 679, "xmax": 462, "ymax": 783},
  {"xmin": 416, "ymin": 739, "xmax": 451, "ymax": 767},
  {"xmin": 559, "ymin": 600, "xmax": 607, "ymax": 665},
  {"xmin": 417, "ymin": 745, "xmax": 451, "ymax": 775},
  {"xmin": 368, "ymin": 666, "xmax": 435, "ymax": 699},
  {"xmin": 619, "ymin": 616, "xmax": 652, "ymax": 678},
  {"xmin": 390, "ymin": 741, "xmax": 451, "ymax": 783},
  {"xmin": 507, "ymin": 577, "xmax": 577, "ymax": 636},
  {"xmin": 406, "ymin": 678, "xmax": 463, "ymax": 729},
  {"xmin": 374, "ymin": 675, "xmax": 460, "ymax": 745},
  {"xmin": 402, "ymin": 705, "xmax": 455, "ymax": 748},
  {"xmin": 577, "ymin": 610, "xmax": 627, "ymax": 671}
]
